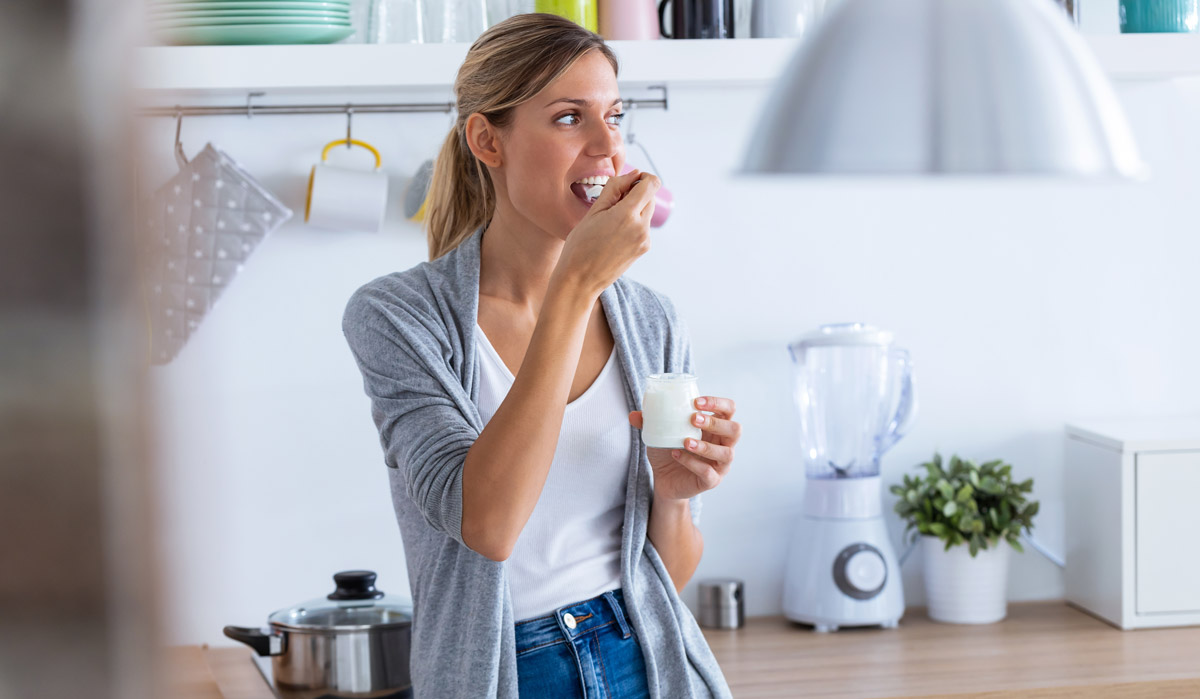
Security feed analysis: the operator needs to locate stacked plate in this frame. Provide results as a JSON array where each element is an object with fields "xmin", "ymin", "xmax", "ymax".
[{"xmin": 149, "ymin": 0, "xmax": 356, "ymax": 45}]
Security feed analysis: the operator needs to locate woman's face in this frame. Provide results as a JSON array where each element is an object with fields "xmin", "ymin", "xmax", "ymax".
[{"xmin": 490, "ymin": 49, "xmax": 626, "ymax": 240}]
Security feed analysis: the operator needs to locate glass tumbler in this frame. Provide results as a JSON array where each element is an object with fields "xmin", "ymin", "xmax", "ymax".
[
  {"xmin": 489, "ymin": 0, "xmax": 535, "ymax": 25},
  {"xmin": 369, "ymin": 0, "xmax": 426, "ymax": 42},
  {"xmin": 427, "ymin": 0, "xmax": 491, "ymax": 42}
]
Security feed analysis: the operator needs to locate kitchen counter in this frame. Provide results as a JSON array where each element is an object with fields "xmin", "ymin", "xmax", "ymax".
[
  {"xmin": 168, "ymin": 602, "xmax": 1200, "ymax": 698},
  {"xmin": 699, "ymin": 601, "xmax": 1199, "ymax": 698}
]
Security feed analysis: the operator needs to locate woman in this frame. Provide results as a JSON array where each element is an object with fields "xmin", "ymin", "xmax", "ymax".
[{"xmin": 343, "ymin": 13, "xmax": 740, "ymax": 698}]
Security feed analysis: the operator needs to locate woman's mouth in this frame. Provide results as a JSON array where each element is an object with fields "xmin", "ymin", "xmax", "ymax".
[{"xmin": 570, "ymin": 175, "xmax": 609, "ymax": 207}]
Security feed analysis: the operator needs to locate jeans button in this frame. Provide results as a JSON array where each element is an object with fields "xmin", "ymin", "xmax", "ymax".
[{"xmin": 563, "ymin": 613, "xmax": 577, "ymax": 630}]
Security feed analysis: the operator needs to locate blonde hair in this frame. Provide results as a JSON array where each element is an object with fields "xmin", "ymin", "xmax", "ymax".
[{"xmin": 424, "ymin": 13, "xmax": 619, "ymax": 260}]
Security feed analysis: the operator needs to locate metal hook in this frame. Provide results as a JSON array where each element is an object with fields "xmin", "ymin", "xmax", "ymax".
[
  {"xmin": 625, "ymin": 101, "xmax": 638, "ymax": 146},
  {"xmin": 623, "ymin": 99, "xmax": 665, "ymax": 186},
  {"xmin": 245, "ymin": 91, "xmax": 264, "ymax": 119},
  {"xmin": 346, "ymin": 105, "xmax": 353, "ymax": 149},
  {"xmin": 173, "ymin": 107, "xmax": 189, "ymax": 170}
]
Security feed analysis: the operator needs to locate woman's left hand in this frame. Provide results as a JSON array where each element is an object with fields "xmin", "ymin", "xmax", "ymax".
[{"xmin": 628, "ymin": 396, "xmax": 741, "ymax": 502}]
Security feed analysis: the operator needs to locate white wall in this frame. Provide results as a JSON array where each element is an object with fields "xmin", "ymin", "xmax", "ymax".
[{"xmin": 142, "ymin": 67, "xmax": 1200, "ymax": 646}]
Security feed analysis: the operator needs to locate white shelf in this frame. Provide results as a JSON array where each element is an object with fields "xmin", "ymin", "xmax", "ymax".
[
  {"xmin": 133, "ymin": 38, "xmax": 798, "ymax": 98},
  {"xmin": 134, "ymin": 35, "xmax": 1200, "ymax": 99}
]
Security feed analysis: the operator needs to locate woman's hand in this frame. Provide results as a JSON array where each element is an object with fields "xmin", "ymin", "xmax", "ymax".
[
  {"xmin": 628, "ymin": 396, "xmax": 741, "ymax": 502},
  {"xmin": 551, "ymin": 168, "xmax": 661, "ymax": 299}
]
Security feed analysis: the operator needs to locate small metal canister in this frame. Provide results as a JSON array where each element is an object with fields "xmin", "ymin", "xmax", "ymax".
[{"xmin": 697, "ymin": 578, "xmax": 744, "ymax": 629}]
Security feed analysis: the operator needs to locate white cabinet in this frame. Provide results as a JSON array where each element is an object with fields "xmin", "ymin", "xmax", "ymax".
[
  {"xmin": 1134, "ymin": 451, "xmax": 1200, "ymax": 615},
  {"xmin": 1065, "ymin": 418, "xmax": 1200, "ymax": 629}
]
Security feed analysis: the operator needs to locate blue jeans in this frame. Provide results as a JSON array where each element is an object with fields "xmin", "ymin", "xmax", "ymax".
[{"xmin": 514, "ymin": 588, "xmax": 651, "ymax": 698}]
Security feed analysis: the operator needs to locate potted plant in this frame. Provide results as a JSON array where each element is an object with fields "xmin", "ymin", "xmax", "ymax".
[{"xmin": 890, "ymin": 453, "xmax": 1039, "ymax": 624}]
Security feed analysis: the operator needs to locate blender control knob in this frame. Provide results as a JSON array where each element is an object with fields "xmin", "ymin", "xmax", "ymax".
[
  {"xmin": 833, "ymin": 543, "xmax": 888, "ymax": 600},
  {"xmin": 846, "ymin": 550, "xmax": 886, "ymax": 591}
]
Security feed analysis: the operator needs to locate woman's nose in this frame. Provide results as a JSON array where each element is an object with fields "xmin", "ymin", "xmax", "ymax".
[{"xmin": 588, "ymin": 117, "xmax": 622, "ymax": 156}]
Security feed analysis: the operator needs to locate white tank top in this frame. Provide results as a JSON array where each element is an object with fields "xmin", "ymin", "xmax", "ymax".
[{"xmin": 473, "ymin": 324, "xmax": 631, "ymax": 621}]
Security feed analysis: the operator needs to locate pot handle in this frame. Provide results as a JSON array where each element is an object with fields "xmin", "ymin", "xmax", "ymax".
[{"xmin": 223, "ymin": 626, "xmax": 284, "ymax": 656}]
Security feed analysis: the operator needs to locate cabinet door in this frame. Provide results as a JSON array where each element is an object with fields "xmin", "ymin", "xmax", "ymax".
[{"xmin": 1136, "ymin": 451, "xmax": 1200, "ymax": 615}]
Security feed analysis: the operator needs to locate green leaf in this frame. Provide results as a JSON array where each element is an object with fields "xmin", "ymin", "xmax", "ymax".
[
  {"xmin": 943, "ymin": 501, "xmax": 958, "ymax": 518},
  {"xmin": 956, "ymin": 484, "xmax": 974, "ymax": 503}
]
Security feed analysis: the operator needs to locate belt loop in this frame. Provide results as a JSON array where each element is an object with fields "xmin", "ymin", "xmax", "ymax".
[{"xmin": 604, "ymin": 590, "xmax": 632, "ymax": 639}]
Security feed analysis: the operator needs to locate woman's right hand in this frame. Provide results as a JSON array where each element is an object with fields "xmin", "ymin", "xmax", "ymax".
[{"xmin": 552, "ymin": 168, "xmax": 661, "ymax": 299}]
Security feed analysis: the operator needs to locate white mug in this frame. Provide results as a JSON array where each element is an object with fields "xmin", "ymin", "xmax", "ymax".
[
  {"xmin": 306, "ymin": 139, "xmax": 389, "ymax": 232},
  {"xmin": 751, "ymin": 0, "xmax": 825, "ymax": 38}
]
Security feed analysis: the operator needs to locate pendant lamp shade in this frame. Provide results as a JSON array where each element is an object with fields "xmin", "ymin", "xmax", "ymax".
[{"xmin": 741, "ymin": 0, "xmax": 1145, "ymax": 176}]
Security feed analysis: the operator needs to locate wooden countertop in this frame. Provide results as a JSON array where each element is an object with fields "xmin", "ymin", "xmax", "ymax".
[{"xmin": 167, "ymin": 602, "xmax": 1200, "ymax": 698}]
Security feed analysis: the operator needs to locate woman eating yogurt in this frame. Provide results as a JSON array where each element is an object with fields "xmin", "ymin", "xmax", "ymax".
[{"xmin": 341, "ymin": 13, "xmax": 741, "ymax": 698}]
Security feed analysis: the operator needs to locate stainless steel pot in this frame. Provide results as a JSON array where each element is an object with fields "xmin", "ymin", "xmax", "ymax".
[{"xmin": 224, "ymin": 570, "xmax": 412, "ymax": 697}]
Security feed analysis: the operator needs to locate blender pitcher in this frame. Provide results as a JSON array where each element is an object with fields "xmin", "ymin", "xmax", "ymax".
[{"xmin": 788, "ymin": 323, "xmax": 917, "ymax": 480}]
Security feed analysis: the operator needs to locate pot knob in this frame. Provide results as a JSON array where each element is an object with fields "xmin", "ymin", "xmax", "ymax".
[{"xmin": 327, "ymin": 570, "xmax": 386, "ymax": 601}]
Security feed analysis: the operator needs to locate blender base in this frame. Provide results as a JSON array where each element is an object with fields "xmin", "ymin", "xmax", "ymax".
[{"xmin": 782, "ymin": 509, "xmax": 905, "ymax": 631}]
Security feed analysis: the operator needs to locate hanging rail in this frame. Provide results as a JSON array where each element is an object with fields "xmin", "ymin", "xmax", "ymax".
[{"xmin": 137, "ymin": 85, "xmax": 669, "ymax": 118}]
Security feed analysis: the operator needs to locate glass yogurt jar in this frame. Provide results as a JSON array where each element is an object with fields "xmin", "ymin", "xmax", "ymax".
[{"xmin": 641, "ymin": 373, "xmax": 703, "ymax": 448}]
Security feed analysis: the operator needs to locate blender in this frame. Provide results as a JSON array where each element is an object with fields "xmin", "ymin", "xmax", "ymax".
[{"xmin": 784, "ymin": 323, "xmax": 917, "ymax": 631}]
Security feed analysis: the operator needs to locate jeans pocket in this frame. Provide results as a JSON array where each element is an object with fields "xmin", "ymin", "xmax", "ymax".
[
  {"xmin": 596, "ymin": 624, "xmax": 651, "ymax": 699},
  {"xmin": 516, "ymin": 637, "xmax": 566, "ymax": 657},
  {"xmin": 516, "ymin": 639, "xmax": 585, "ymax": 699}
]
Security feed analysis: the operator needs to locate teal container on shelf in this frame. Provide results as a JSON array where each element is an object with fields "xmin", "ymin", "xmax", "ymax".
[{"xmin": 1120, "ymin": 0, "xmax": 1199, "ymax": 32}]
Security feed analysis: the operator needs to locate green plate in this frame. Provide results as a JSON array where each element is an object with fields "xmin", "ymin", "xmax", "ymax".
[
  {"xmin": 154, "ymin": 15, "xmax": 350, "ymax": 26},
  {"xmin": 154, "ymin": 9, "xmax": 350, "ymax": 19},
  {"xmin": 155, "ymin": 22, "xmax": 355, "ymax": 44}
]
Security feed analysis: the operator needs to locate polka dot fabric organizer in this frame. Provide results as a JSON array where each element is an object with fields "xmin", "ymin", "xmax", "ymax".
[{"xmin": 141, "ymin": 143, "xmax": 292, "ymax": 365}]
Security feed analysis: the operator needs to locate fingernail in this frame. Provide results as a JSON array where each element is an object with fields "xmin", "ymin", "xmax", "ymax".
[
  {"xmin": 696, "ymin": 397, "xmax": 707, "ymax": 407},
  {"xmin": 672, "ymin": 450, "xmax": 682, "ymax": 458},
  {"xmin": 694, "ymin": 414, "xmax": 705, "ymax": 426},
  {"xmin": 686, "ymin": 439, "xmax": 698, "ymax": 449}
]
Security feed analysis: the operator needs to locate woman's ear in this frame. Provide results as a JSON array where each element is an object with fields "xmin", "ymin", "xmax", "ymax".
[{"xmin": 464, "ymin": 113, "xmax": 503, "ymax": 168}]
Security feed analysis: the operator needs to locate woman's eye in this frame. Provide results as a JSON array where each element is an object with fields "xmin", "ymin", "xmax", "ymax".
[{"xmin": 555, "ymin": 112, "xmax": 626, "ymax": 126}]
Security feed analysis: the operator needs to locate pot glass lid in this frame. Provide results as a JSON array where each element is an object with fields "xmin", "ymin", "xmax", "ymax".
[{"xmin": 267, "ymin": 570, "xmax": 413, "ymax": 631}]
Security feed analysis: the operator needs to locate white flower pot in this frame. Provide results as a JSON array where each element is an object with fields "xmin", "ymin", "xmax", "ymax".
[{"xmin": 921, "ymin": 534, "xmax": 1010, "ymax": 624}]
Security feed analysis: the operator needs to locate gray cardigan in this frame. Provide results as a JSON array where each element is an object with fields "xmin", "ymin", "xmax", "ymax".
[{"xmin": 342, "ymin": 227, "xmax": 732, "ymax": 698}]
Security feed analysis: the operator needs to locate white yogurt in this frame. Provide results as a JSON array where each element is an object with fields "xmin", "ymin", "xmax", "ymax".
[{"xmin": 641, "ymin": 373, "xmax": 702, "ymax": 448}]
